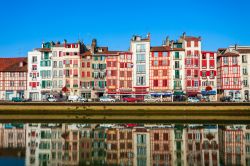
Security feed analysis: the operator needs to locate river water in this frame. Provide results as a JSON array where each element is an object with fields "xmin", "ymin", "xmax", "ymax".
[{"xmin": 0, "ymin": 123, "xmax": 249, "ymax": 166}]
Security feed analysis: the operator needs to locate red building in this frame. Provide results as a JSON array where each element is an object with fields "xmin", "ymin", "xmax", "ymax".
[
  {"xmin": 106, "ymin": 52, "xmax": 133, "ymax": 100},
  {"xmin": 217, "ymin": 48, "xmax": 242, "ymax": 99},
  {"xmin": 181, "ymin": 33, "xmax": 202, "ymax": 97},
  {"xmin": 150, "ymin": 46, "xmax": 172, "ymax": 100},
  {"xmin": 200, "ymin": 51, "xmax": 217, "ymax": 101},
  {"xmin": 0, "ymin": 58, "xmax": 27, "ymax": 100}
]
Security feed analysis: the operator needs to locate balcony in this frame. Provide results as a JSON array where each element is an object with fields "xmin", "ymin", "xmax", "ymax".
[
  {"xmin": 73, "ymin": 84, "xmax": 78, "ymax": 88},
  {"xmin": 173, "ymin": 56, "xmax": 181, "ymax": 60},
  {"xmin": 174, "ymin": 76, "xmax": 182, "ymax": 79},
  {"xmin": 174, "ymin": 86, "xmax": 182, "ymax": 90},
  {"xmin": 173, "ymin": 65, "xmax": 182, "ymax": 69}
]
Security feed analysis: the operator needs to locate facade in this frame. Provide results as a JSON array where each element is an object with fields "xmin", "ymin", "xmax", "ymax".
[
  {"xmin": 150, "ymin": 46, "xmax": 172, "ymax": 101},
  {"xmin": 180, "ymin": 33, "xmax": 202, "ymax": 97},
  {"xmin": 200, "ymin": 51, "xmax": 217, "ymax": 101},
  {"xmin": 130, "ymin": 34, "xmax": 151, "ymax": 98},
  {"xmin": 217, "ymin": 48, "xmax": 242, "ymax": 100},
  {"xmin": 229, "ymin": 45, "xmax": 250, "ymax": 101},
  {"xmin": 0, "ymin": 57, "xmax": 27, "ymax": 100}
]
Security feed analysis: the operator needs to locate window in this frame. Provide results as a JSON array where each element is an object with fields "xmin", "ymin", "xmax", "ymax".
[
  {"xmin": 136, "ymin": 54, "xmax": 145, "ymax": 62},
  {"xmin": 163, "ymin": 52, "xmax": 167, "ymax": 57},
  {"xmin": 232, "ymin": 57, "xmax": 238, "ymax": 64},
  {"xmin": 137, "ymin": 134, "xmax": 146, "ymax": 144},
  {"xmin": 154, "ymin": 60, "xmax": 158, "ymax": 66},
  {"xmin": 136, "ymin": 65, "xmax": 146, "ymax": 73},
  {"xmin": 175, "ymin": 61, "xmax": 180, "ymax": 68},
  {"xmin": 194, "ymin": 41, "xmax": 198, "ymax": 47},
  {"xmin": 242, "ymin": 55, "xmax": 247, "ymax": 63},
  {"xmin": 137, "ymin": 76, "xmax": 146, "ymax": 86},
  {"xmin": 175, "ymin": 52, "xmax": 179, "ymax": 59},
  {"xmin": 154, "ymin": 70, "xmax": 158, "ymax": 76},
  {"xmin": 120, "ymin": 54, "xmax": 124, "ymax": 59},
  {"xmin": 154, "ymin": 52, "xmax": 158, "ymax": 58},
  {"xmin": 59, "ymin": 61, "xmax": 63, "ymax": 68},
  {"xmin": 243, "ymin": 67, "xmax": 248, "ymax": 75},
  {"xmin": 243, "ymin": 79, "xmax": 248, "ymax": 87},
  {"xmin": 233, "ymin": 67, "xmax": 238, "ymax": 74},
  {"xmin": 202, "ymin": 71, "xmax": 206, "ymax": 78},
  {"xmin": 153, "ymin": 80, "xmax": 158, "ymax": 86},
  {"xmin": 32, "ymin": 56, "xmax": 37, "ymax": 63},
  {"xmin": 224, "ymin": 67, "xmax": 229, "ymax": 74},
  {"xmin": 136, "ymin": 44, "xmax": 146, "ymax": 52},
  {"xmin": 187, "ymin": 41, "xmax": 191, "ymax": 47},
  {"xmin": 163, "ymin": 80, "xmax": 168, "ymax": 86},
  {"xmin": 233, "ymin": 78, "xmax": 238, "ymax": 85},
  {"xmin": 224, "ymin": 78, "xmax": 229, "ymax": 85},
  {"xmin": 223, "ymin": 57, "xmax": 228, "ymax": 65},
  {"xmin": 210, "ymin": 71, "xmax": 215, "ymax": 78},
  {"xmin": 53, "ymin": 61, "xmax": 57, "ymax": 68},
  {"xmin": 202, "ymin": 54, "xmax": 206, "ymax": 59},
  {"xmin": 194, "ymin": 81, "xmax": 199, "ymax": 87}
]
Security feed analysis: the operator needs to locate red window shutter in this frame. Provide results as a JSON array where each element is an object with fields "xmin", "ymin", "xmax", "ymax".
[
  {"xmin": 210, "ymin": 60, "xmax": 215, "ymax": 67},
  {"xmin": 125, "ymin": 63, "xmax": 127, "ymax": 68},
  {"xmin": 214, "ymin": 71, "xmax": 217, "ymax": 76},
  {"xmin": 87, "ymin": 62, "xmax": 90, "ymax": 67},
  {"xmin": 195, "ymin": 59, "xmax": 199, "ymax": 66},
  {"xmin": 206, "ymin": 71, "xmax": 210, "ymax": 76},
  {"xmin": 159, "ymin": 60, "xmax": 162, "ymax": 66},
  {"xmin": 70, "ymin": 69, "xmax": 72, "ymax": 75},
  {"xmin": 63, "ymin": 60, "xmax": 66, "ymax": 64},
  {"xmin": 192, "ymin": 80, "xmax": 194, "ymax": 86},
  {"xmin": 87, "ymin": 72, "xmax": 90, "ymax": 77},
  {"xmin": 199, "ymin": 80, "xmax": 201, "ymax": 86},
  {"xmin": 151, "ymin": 61, "xmax": 154, "ymax": 66},
  {"xmin": 200, "ymin": 71, "xmax": 203, "ymax": 76},
  {"xmin": 29, "ymin": 82, "xmax": 32, "ymax": 86},
  {"xmin": 37, "ymin": 82, "xmax": 39, "ymax": 86},
  {"xmin": 202, "ymin": 60, "xmax": 207, "ymax": 67},
  {"xmin": 82, "ymin": 62, "xmax": 85, "ymax": 67},
  {"xmin": 168, "ymin": 60, "xmax": 170, "ymax": 66},
  {"xmin": 82, "ymin": 72, "xmax": 85, "ymax": 77},
  {"xmin": 159, "ymin": 52, "xmax": 162, "ymax": 57},
  {"xmin": 70, "ymin": 60, "xmax": 72, "ymax": 64}
]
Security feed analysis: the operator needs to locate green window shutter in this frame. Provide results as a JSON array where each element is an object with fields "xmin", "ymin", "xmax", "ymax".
[
  {"xmin": 42, "ymin": 81, "xmax": 46, "ymax": 88},
  {"xmin": 44, "ymin": 52, "xmax": 49, "ymax": 59},
  {"xmin": 91, "ymin": 81, "xmax": 94, "ymax": 87},
  {"xmin": 40, "ymin": 61, "xmax": 43, "ymax": 67},
  {"xmin": 92, "ymin": 64, "xmax": 94, "ymax": 69}
]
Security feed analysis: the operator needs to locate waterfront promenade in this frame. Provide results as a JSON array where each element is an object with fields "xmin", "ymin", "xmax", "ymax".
[{"xmin": 0, "ymin": 102, "xmax": 249, "ymax": 123}]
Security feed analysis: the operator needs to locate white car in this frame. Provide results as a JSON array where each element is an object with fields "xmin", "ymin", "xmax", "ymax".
[
  {"xmin": 187, "ymin": 97, "xmax": 200, "ymax": 103},
  {"xmin": 99, "ymin": 96, "xmax": 115, "ymax": 102},
  {"xmin": 144, "ymin": 96, "xmax": 161, "ymax": 102},
  {"xmin": 68, "ymin": 95, "xmax": 79, "ymax": 102},
  {"xmin": 47, "ymin": 97, "xmax": 57, "ymax": 102},
  {"xmin": 78, "ymin": 97, "xmax": 88, "ymax": 102}
]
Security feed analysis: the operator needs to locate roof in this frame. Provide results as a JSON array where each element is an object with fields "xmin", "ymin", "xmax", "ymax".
[
  {"xmin": 0, "ymin": 57, "xmax": 27, "ymax": 72},
  {"xmin": 183, "ymin": 36, "xmax": 201, "ymax": 41},
  {"xmin": 237, "ymin": 49, "xmax": 250, "ymax": 54},
  {"xmin": 35, "ymin": 48, "xmax": 52, "ymax": 52},
  {"xmin": 218, "ymin": 52, "xmax": 239, "ymax": 57},
  {"xmin": 151, "ymin": 46, "xmax": 171, "ymax": 52}
]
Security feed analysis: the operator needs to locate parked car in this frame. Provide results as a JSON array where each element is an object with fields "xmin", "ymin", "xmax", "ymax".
[
  {"xmin": 99, "ymin": 96, "xmax": 115, "ymax": 102},
  {"xmin": 220, "ymin": 96, "xmax": 232, "ymax": 102},
  {"xmin": 68, "ymin": 95, "xmax": 79, "ymax": 102},
  {"xmin": 187, "ymin": 97, "xmax": 200, "ymax": 103},
  {"xmin": 232, "ymin": 97, "xmax": 242, "ymax": 102},
  {"xmin": 47, "ymin": 97, "xmax": 57, "ymax": 102},
  {"xmin": 144, "ymin": 96, "xmax": 161, "ymax": 102},
  {"xmin": 123, "ymin": 97, "xmax": 142, "ymax": 103},
  {"xmin": 12, "ymin": 97, "xmax": 24, "ymax": 102},
  {"xmin": 78, "ymin": 97, "xmax": 88, "ymax": 102}
]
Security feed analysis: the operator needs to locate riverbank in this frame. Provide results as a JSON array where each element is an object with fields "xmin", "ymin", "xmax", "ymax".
[{"xmin": 0, "ymin": 102, "xmax": 249, "ymax": 123}]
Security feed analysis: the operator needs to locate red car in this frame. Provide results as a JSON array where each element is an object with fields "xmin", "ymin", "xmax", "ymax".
[{"xmin": 123, "ymin": 97, "xmax": 143, "ymax": 102}]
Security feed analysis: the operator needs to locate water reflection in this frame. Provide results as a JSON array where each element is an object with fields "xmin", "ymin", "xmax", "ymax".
[{"xmin": 0, "ymin": 123, "xmax": 250, "ymax": 166}]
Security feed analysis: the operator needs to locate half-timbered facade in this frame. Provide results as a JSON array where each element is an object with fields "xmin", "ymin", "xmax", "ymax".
[{"xmin": 0, "ymin": 57, "xmax": 27, "ymax": 100}]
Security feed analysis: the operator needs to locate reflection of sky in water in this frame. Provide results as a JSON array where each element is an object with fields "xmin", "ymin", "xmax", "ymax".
[{"xmin": 0, "ymin": 123, "xmax": 249, "ymax": 166}]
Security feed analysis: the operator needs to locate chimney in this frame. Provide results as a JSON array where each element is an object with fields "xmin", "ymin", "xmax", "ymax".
[
  {"xmin": 147, "ymin": 33, "xmax": 151, "ymax": 40},
  {"xmin": 235, "ymin": 44, "xmax": 238, "ymax": 50},
  {"xmin": 183, "ymin": 32, "xmax": 186, "ymax": 38},
  {"xmin": 64, "ymin": 39, "xmax": 67, "ymax": 44},
  {"xmin": 91, "ymin": 39, "xmax": 97, "ymax": 53},
  {"xmin": 166, "ymin": 36, "xmax": 170, "ymax": 46},
  {"xmin": 19, "ymin": 62, "xmax": 23, "ymax": 67}
]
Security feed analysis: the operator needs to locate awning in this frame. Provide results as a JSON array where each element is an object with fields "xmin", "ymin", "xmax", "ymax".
[
  {"xmin": 150, "ymin": 92, "xmax": 172, "ymax": 97},
  {"xmin": 201, "ymin": 90, "xmax": 216, "ymax": 95},
  {"xmin": 173, "ymin": 91, "xmax": 184, "ymax": 96},
  {"xmin": 187, "ymin": 92, "xmax": 199, "ymax": 97}
]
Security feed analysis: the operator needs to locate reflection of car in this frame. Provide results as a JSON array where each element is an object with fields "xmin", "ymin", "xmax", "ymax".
[
  {"xmin": 144, "ymin": 96, "xmax": 161, "ymax": 102},
  {"xmin": 232, "ymin": 97, "xmax": 242, "ymax": 102},
  {"xmin": 47, "ymin": 97, "xmax": 57, "ymax": 102},
  {"xmin": 78, "ymin": 97, "xmax": 87, "ymax": 102},
  {"xmin": 123, "ymin": 97, "xmax": 142, "ymax": 102},
  {"xmin": 220, "ymin": 96, "xmax": 232, "ymax": 102},
  {"xmin": 12, "ymin": 97, "xmax": 24, "ymax": 102},
  {"xmin": 99, "ymin": 96, "xmax": 115, "ymax": 102},
  {"xmin": 187, "ymin": 97, "xmax": 200, "ymax": 103},
  {"xmin": 201, "ymin": 96, "xmax": 210, "ymax": 102}
]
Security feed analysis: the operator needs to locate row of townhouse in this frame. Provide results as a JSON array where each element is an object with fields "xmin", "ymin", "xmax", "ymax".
[
  {"xmin": 1, "ymin": 33, "xmax": 250, "ymax": 101},
  {"xmin": 1, "ymin": 123, "xmax": 249, "ymax": 166}
]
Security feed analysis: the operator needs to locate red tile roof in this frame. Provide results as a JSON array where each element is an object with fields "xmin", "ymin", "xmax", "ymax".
[
  {"xmin": 151, "ymin": 46, "xmax": 171, "ymax": 52},
  {"xmin": 0, "ymin": 57, "xmax": 27, "ymax": 72},
  {"xmin": 238, "ymin": 49, "xmax": 250, "ymax": 54},
  {"xmin": 183, "ymin": 36, "xmax": 201, "ymax": 41},
  {"xmin": 218, "ymin": 52, "xmax": 239, "ymax": 57}
]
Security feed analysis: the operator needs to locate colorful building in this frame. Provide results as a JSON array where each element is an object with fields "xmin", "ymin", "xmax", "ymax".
[
  {"xmin": 217, "ymin": 47, "xmax": 242, "ymax": 100},
  {"xmin": 200, "ymin": 51, "xmax": 217, "ymax": 101},
  {"xmin": 0, "ymin": 57, "xmax": 27, "ymax": 100}
]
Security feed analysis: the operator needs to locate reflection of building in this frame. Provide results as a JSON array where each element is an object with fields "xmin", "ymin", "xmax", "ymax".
[
  {"xmin": 150, "ymin": 128, "xmax": 173, "ymax": 166},
  {"xmin": 219, "ymin": 125, "xmax": 245, "ymax": 166},
  {"xmin": 246, "ymin": 125, "xmax": 250, "ymax": 165},
  {"xmin": 173, "ymin": 125, "xmax": 187, "ymax": 166},
  {"xmin": 0, "ymin": 57, "xmax": 27, "ymax": 100},
  {"xmin": 133, "ymin": 128, "xmax": 151, "ymax": 166},
  {"xmin": 92, "ymin": 127, "xmax": 107, "ymax": 165},
  {"xmin": 79, "ymin": 125, "xmax": 94, "ymax": 166}
]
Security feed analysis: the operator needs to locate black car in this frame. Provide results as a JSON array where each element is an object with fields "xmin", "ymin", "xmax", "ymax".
[{"xmin": 220, "ymin": 96, "xmax": 232, "ymax": 102}]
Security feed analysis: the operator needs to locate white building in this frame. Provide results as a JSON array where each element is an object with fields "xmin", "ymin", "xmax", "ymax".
[{"xmin": 130, "ymin": 34, "xmax": 151, "ymax": 97}]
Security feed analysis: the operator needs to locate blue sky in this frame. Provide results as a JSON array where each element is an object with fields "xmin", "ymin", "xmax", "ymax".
[{"xmin": 0, "ymin": 0, "xmax": 250, "ymax": 57}]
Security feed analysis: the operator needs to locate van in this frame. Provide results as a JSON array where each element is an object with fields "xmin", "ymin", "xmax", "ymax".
[{"xmin": 68, "ymin": 95, "xmax": 79, "ymax": 102}]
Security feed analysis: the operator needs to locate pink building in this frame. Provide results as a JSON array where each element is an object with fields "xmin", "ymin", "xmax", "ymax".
[
  {"xmin": 217, "ymin": 48, "xmax": 242, "ymax": 99},
  {"xmin": 0, "ymin": 58, "xmax": 27, "ymax": 100}
]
